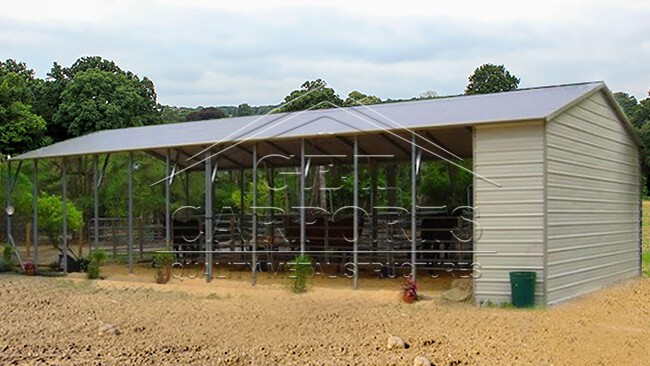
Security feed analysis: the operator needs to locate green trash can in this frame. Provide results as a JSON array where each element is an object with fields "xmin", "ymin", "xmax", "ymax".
[{"xmin": 509, "ymin": 271, "xmax": 536, "ymax": 308}]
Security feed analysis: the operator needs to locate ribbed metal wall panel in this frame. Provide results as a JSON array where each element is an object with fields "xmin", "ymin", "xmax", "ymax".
[
  {"xmin": 473, "ymin": 122, "xmax": 546, "ymax": 305},
  {"xmin": 546, "ymin": 91, "xmax": 641, "ymax": 305}
]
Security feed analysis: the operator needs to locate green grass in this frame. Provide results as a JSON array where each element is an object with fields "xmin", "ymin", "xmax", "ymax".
[{"xmin": 643, "ymin": 252, "xmax": 650, "ymax": 278}]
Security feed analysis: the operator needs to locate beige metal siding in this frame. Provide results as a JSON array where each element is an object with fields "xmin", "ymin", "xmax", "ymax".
[
  {"xmin": 546, "ymin": 91, "xmax": 641, "ymax": 305},
  {"xmin": 473, "ymin": 122, "xmax": 546, "ymax": 305}
]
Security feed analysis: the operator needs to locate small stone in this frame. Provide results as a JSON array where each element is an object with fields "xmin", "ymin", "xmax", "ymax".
[
  {"xmin": 442, "ymin": 287, "xmax": 471, "ymax": 302},
  {"xmin": 414, "ymin": 355, "xmax": 432, "ymax": 366},
  {"xmin": 387, "ymin": 335, "xmax": 409, "ymax": 350},
  {"xmin": 98, "ymin": 323, "xmax": 121, "ymax": 336}
]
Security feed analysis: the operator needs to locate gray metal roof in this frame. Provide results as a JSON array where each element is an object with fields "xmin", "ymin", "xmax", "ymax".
[{"xmin": 13, "ymin": 81, "xmax": 634, "ymax": 162}]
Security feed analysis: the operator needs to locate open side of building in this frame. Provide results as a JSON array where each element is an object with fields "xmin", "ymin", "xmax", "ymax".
[{"xmin": 8, "ymin": 81, "xmax": 643, "ymax": 306}]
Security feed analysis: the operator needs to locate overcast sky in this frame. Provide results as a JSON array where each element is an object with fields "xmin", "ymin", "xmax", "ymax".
[{"xmin": 1, "ymin": 0, "xmax": 649, "ymax": 107}]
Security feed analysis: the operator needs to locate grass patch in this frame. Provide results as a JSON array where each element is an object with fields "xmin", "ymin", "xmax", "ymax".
[{"xmin": 643, "ymin": 252, "xmax": 650, "ymax": 278}]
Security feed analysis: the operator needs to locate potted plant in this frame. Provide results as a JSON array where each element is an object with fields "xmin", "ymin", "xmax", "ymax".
[
  {"xmin": 24, "ymin": 261, "xmax": 36, "ymax": 276},
  {"xmin": 152, "ymin": 253, "xmax": 174, "ymax": 284},
  {"xmin": 400, "ymin": 275, "xmax": 418, "ymax": 304}
]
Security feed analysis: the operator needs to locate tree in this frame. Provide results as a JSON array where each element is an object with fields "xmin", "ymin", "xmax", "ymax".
[
  {"xmin": 344, "ymin": 91, "xmax": 381, "ymax": 107},
  {"xmin": 0, "ymin": 63, "xmax": 47, "ymax": 154},
  {"xmin": 418, "ymin": 90, "xmax": 439, "ymax": 99},
  {"xmin": 614, "ymin": 89, "xmax": 650, "ymax": 194},
  {"xmin": 37, "ymin": 194, "xmax": 83, "ymax": 248},
  {"xmin": 236, "ymin": 103, "xmax": 253, "ymax": 117},
  {"xmin": 465, "ymin": 64, "xmax": 520, "ymax": 95},
  {"xmin": 277, "ymin": 79, "xmax": 344, "ymax": 112},
  {"xmin": 53, "ymin": 68, "xmax": 158, "ymax": 137},
  {"xmin": 47, "ymin": 56, "xmax": 159, "ymax": 141},
  {"xmin": 185, "ymin": 107, "xmax": 227, "ymax": 121},
  {"xmin": 613, "ymin": 92, "xmax": 638, "ymax": 119}
]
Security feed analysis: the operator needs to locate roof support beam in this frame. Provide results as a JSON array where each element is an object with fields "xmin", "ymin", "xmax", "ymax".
[
  {"xmin": 305, "ymin": 140, "xmax": 345, "ymax": 164},
  {"xmin": 336, "ymin": 135, "xmax": 369, "ymax": 156},
  {"xmin": 264, "ymin": 141, "xmax": 293, "ymax": 158},
  {"xmin": 423, "ymin": 131, "xmax": 460, "ymax": 161},
  {"xmin": 381, "ymin": 133, "xmax": 410, "ymax": 157}
]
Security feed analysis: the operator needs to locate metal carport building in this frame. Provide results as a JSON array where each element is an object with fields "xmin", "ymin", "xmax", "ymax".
[{"xmin": 9, "ymin": 81, "xmax": 643, "ymax": 306}]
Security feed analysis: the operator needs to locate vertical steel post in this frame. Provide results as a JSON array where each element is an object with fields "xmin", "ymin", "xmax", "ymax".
[
  {"xmin": 32, "ymin": 159, "xmax": 38, "ymax": 272},
  {"xmin": 93, "ymin": 155, "xmax": 99, "ymax": 252},
  {"xmin": 269, "ymin": 167, "xmax": 275, "ymax": 265},
  {"xmin": 62, "ymin": 159, "xmax": 68, "ymax": 274},
  {"xmin": 205, "ymin": 150, "xmax": 213, "ymax": 282},
  {"xmin": 165, "ymin": 149, "xmax": 171, "ymax": 249},
  {"xmin": 353, "ymin": 136, "xmax": 359, "ymax": 289},
  {"xmin": 184, "ymin": 170, "xmax": 190, "ymax": 207},
  {"xmin": 239, "ymin": 169, "xmax": 244, "ymax": 213},
  {"xmin": 411, "ymin": 133, "xmax": 417, "ymax": 281},
  {"xmin": 128, "ymin": 152, "xmax": 134, "ymax": 273},
  {"xmin": 300, "ymin": 138, "xmax": 306, "ymax": 255},
  {"xmin": 251, "ymin": 143, "xmax": 258, "ymax": 284},
  {"xmin": 5, "ymin": 159, "xmax": 11, "ymax": 244}
]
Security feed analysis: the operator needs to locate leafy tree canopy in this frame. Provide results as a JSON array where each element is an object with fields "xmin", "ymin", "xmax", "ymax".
[
  {"xmin": 53, "ymin": 68, "xmax": 159, "ymax": 137},
  {"xmin": 344, "ymin": 91, "xmax": 381, "ymax": 107},
  {"xmin": 236, "ymin": 103, "xmax": 253, "ymax": 117},
  {"xmin": 185, "ymin": 107, "xmax": 227, "ymax": 121},
  {"xmin": 47, "ymin": 56, "xmax": 159, "ymax": 141},
  {"xmin": 465, "ymin": 63, "xmax": 520, "ymax": 95},
  {"xmin": 277, "ymin": 79, "xmax": 344, "ymax": 112},
  {"xmin": 0, "ymin": 60, "xmax": 47, "ymax": 154}
]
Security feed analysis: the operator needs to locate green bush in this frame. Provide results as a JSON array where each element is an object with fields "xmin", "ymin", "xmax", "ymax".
[
  {"xmin": 0, "ymin": 244, "xmax": 13, "ymax": 272},
  {"xmin": 288, "ymin": 254, "xmax": 312, "ymax": 293},
  {"xmin": 152, "ymin": 252, "xmax": 174, "ymax": 284},
  {"xmin": 86, "ymin": 250, "xmax": 107, "ymax": 279},
  {"xmin": 37, "ymin": 194, "xmax": 83, "ymax": 248},
  {"xmin": 152, "ymin": 252, "xmax": 174, "ymax": 269}
]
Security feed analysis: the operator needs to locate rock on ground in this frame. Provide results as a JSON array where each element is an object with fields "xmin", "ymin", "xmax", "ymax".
[
  {"xmin": 98, "ymin": 323, "xmax": 121, "ymax": 336},
  {"xmin": 442, "ymin": 278, "xmax": 473, "ymax": 302},
  {"xmin": 414, "ymin": 355, "xmax": 432, "ymax": 366},
  {"xmin": 387, "ymin": 335, "xmax": 408, "ymax": 350}
]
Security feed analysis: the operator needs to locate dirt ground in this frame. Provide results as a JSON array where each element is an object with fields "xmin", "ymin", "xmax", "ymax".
[{"xmin": 1, "ymin": 264, "xmax": 649, "ymax": 366}]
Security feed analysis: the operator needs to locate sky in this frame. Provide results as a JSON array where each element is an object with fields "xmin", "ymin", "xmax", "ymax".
[{"xmin": 1, "ymin": 0, "xmax": 649, "ymax": 107}]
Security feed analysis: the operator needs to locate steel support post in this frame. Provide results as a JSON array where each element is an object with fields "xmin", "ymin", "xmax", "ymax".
[
  {"xmin": 62, "ymin": 159, "xmax": 68, "ymax": 274},
  {"xmin": 251, "ymin": 143, "xmax": 258, "ymax": 284},
  {"xmin": 353, "ymin": 136, "xmax": 359, "ymax": 289},
  {"xmin": 205, "ymin": 150, "xmax": 213, "ymax": 282},
  {"xmin": 32, "ymin": 160, "xmax": 38, "ymax": 271},
  {"xmin": 128, "ymin": 152, "xmax": 134, "ymax": 273},
  {"xmin": 411, "ymin": 133, "xmax": 417, "ymax": 281},
  {"xmin": 300, "ymin": 138, "xmax": 306, "ymax": 254}
]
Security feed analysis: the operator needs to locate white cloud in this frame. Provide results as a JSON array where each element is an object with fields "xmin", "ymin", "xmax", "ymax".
[{"xmin": 1, "ymin": 0, "xmax": 649, "ymax": 105}]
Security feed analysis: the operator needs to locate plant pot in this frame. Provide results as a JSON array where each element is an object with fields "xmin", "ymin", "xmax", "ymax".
[
  {"xmin": 155, "ymin": 267, "xmax": 171, "ymax": 284},
  {"xmin": 402, "ymin": 294, "xmax": 416, "ymax": 304}
]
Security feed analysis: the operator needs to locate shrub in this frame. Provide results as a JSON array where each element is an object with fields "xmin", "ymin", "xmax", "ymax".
[
  {"xmin": 152, "ymin": 252, "xmax": 174, "ymax": 269},
  {"xmin": 37, "ymin": 194, "xmax": 83, "ymax": 248},
  {"xmin": 86, "ymin": 250, "xmax": 107, "ymax": 279},
  {"xmin": 152, "ymin": 252, "xmax": 174, "ymax": 284},
  {"xmin": 288, "ymin": 254, "xmax": 312, "ymax": 293},
  {"xmin": 0, "ymin": 244, "xmax": 14, "ymax": 272}
]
